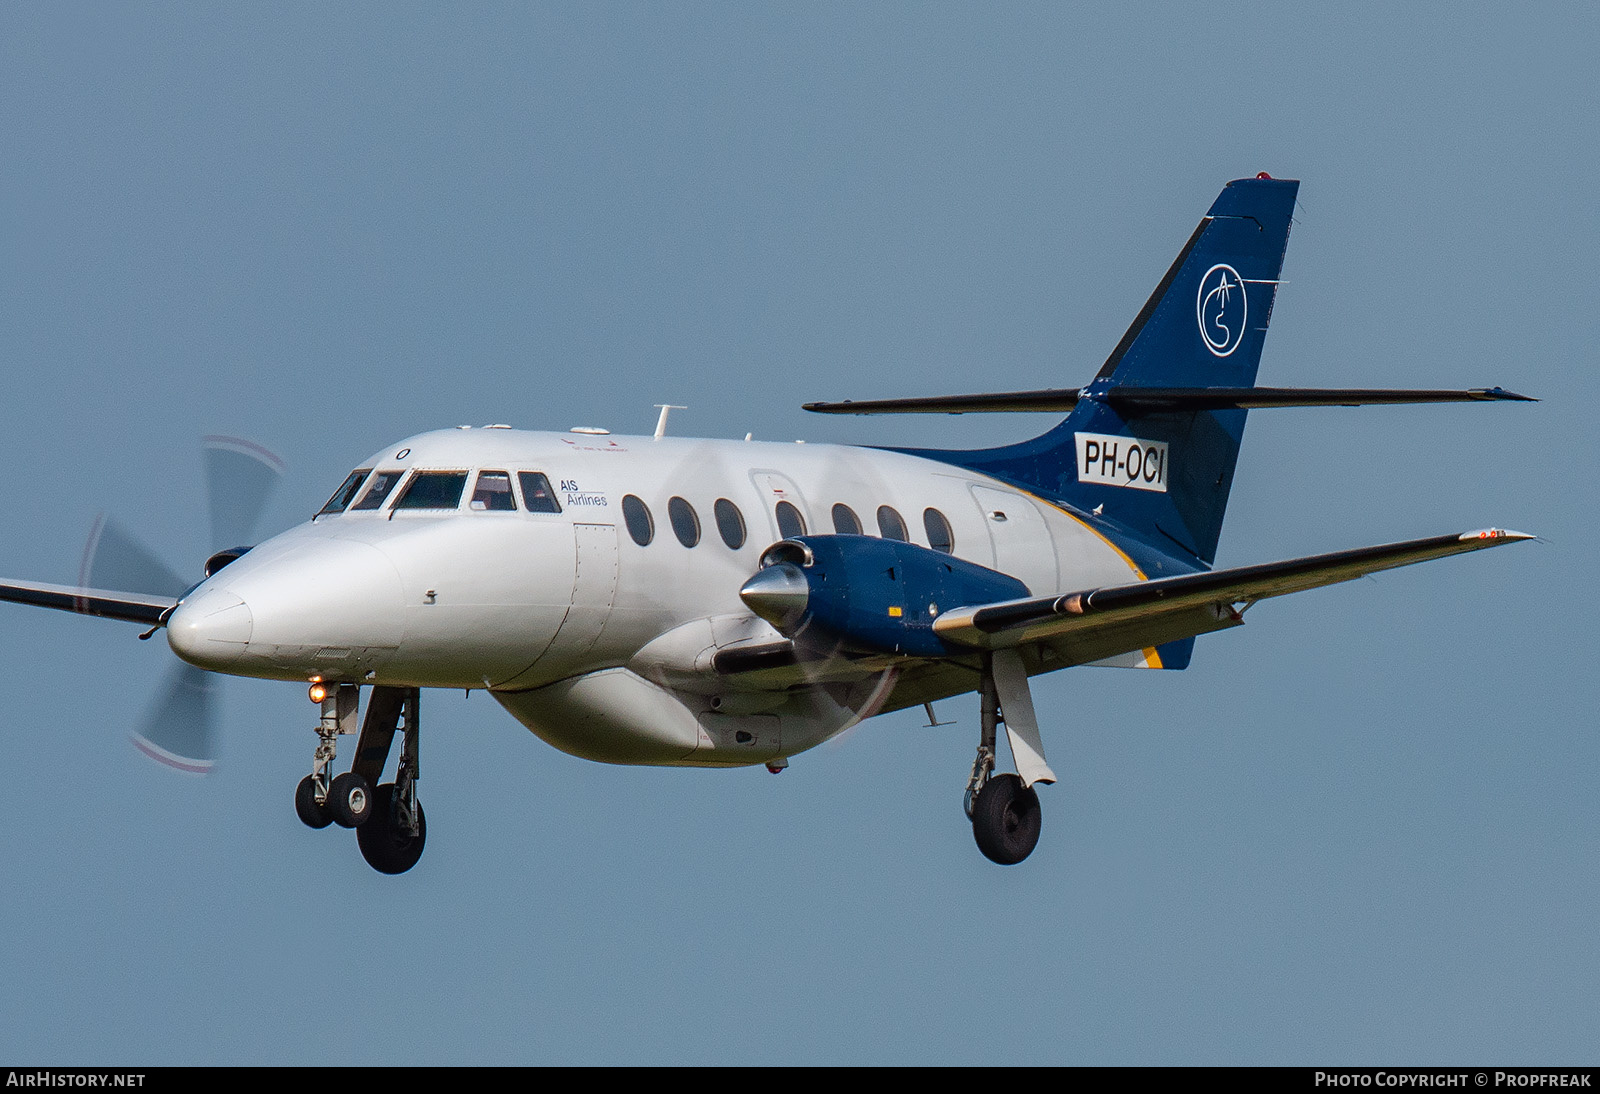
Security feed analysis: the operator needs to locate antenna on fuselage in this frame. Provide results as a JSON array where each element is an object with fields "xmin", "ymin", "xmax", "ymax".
[{"xmin": 653, "ymin": 404, "xmax": 687, "ymax": 439}]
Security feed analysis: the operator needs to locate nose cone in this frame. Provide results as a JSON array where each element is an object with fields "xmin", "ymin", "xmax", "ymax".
[
  {"xmin": 738, "ymin": 562, "xmax": 810, "ymax": 635},
  {"xmin": 167, "ymin": 586, "xmax": 253, "ymax": 670}
]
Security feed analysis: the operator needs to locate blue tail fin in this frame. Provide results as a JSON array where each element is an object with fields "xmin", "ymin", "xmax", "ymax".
[{"xmin": 905, "ymin": 176, "xmax": 1299, "ymax": 566}]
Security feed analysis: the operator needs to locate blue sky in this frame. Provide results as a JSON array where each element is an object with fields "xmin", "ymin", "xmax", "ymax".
[{"xmin": 0, "ymin": 3, "xmax": 1592, "ymax": 1063}]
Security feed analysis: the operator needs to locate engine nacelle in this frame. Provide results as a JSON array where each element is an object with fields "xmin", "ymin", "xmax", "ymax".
[{"xmin": 738, "ymin": 535, "xmax": 1030, "ymax": 657}]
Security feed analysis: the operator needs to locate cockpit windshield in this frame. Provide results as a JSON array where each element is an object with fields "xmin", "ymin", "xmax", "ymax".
[
  {"xmin": 318, "ymin": 469, "xmax": 372, "ymax": 515},
  {"xmin": 392, "ymin": 471, "xmax": 469, "ymax": 510},
  {"xmin": 350, "ymin": 470, "xmax": 406, "ymax": 511}
]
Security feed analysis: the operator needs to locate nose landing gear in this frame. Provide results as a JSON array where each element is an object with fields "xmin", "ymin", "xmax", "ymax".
[
  {"xmin": 294, "ymin": 773, "xmax": 332, "ymax": 829},
  {"xmin": 327, "ymin": 771, "xmax": 373, "ymax": 828},
  {"xmin": 294, "ymin": 684, "xmax": 426, "ymax": 874}
]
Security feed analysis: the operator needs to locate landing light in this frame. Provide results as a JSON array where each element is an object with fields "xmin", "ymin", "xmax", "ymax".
[{"xmin": 308, "ymin": 682, "xmax": 329, "ymax": 703}]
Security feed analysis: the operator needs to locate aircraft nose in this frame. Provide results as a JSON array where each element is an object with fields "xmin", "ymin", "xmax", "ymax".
[{"xmin": 166, "ymin": 586, "xmax": 254, "ymax": 670}]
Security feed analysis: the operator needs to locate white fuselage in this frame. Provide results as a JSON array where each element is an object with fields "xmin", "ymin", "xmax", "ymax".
[{"xmin": 166, "ymin": 427, "xmax": 1142, "ymax": 767}]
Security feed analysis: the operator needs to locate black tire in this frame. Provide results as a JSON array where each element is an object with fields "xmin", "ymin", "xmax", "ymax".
[
  {"xmin": 294, "ymin": 774, "xmax": 332, "ymax": 830},
  {"xmin": 971, "ymin": 773, "xmax": 1042, "ymax": 865},
  {"xmin": 356, "ymin": 783, "xmax": 427, "ymax": 875},
  {"xmin": 327, "ymin": 771, "xmax": 373, "ymax": 829}
]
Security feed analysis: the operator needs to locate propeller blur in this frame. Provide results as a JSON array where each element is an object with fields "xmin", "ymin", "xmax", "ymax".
[{"xmin": 80, "ymin": 436, "xmax": 284, "ymax": 773}]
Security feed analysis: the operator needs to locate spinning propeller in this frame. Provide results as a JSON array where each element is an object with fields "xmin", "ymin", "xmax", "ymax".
[{"xmin": 79, "ymin": 436, "xmax": 283, "ymax": 773}]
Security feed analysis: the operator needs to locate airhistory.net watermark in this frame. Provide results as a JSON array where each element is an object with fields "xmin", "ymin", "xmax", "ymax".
[{"xmin": 5, "ymin": 1074, "xmax": 145, "ymax": 1088}]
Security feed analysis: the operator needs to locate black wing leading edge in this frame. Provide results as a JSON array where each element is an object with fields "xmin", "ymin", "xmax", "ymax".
[
  {"xmin": 0, "ymin": 577, "xmax": 175, "ymax": 627},
  {"xmin": 932, "ymin": 529, "xmax": 1534, "ymax": 652}
]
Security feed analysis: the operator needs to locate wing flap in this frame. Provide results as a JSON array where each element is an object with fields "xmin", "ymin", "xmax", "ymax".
[
  {"xmin": 0, "ymin": 577, "xmax": 176, "ymax": 627},
  {"xmin": 1036, "ymin": 603, "xmax": 1243, "ymax": 668},
  {"xmin": 934, "ymin": 529, "xmax": 1533, "ymax": 651}
]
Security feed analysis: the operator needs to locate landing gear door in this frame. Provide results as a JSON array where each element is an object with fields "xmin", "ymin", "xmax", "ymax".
[{"xmin": 969, "ymin": 485, "xmax": 1058, "ymax": 595}]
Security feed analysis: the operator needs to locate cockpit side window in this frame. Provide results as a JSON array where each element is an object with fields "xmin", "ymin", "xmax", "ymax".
[
  {"xmin": 470, "ymin": 471, "xmax": 517, "ymax": 511},
  {"xmin": 518, "ymin": 472, "xmax": 562, "ymax": 514},
  {"xmin": 349, "ymin": 470, "xmax": 405, "ymax": 511},
  {"xmin": 318, "ymin": 469, "xmax": 372, "ymax": 515},
  {"xmin": 392, "ymin": 471, "xmax": 469, "ymax": 510}
]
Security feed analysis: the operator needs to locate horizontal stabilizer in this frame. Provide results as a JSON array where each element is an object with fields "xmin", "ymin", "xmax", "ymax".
[
  {"xmin": 0, "ymin": 577, "xmax": 175, "ymax": 626},
  {"xmin": 804, "ymin": 386, "xmax": 1535, "ymax": 415},
  {"xmin": 933, "ymin": 528, "xmax": 1533, "ymax": 650}
]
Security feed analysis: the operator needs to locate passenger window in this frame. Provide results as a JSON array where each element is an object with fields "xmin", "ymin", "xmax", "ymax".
[
  {"xmin": 518, "ymin": 472, "xmax": 562, "ymax": 514},
  {"xmin": 318, "ymin": 469, "xmax": 371, "ymax": 515},
  {"xmin": 877, "ymin": 505, "xmax": 908, "ymax": 541},
  {"xmin": 924, "ymin": 507, "xmax": 955, "ymax": 554},
  {"xmin": 775, "ymin": 500, "xmax": 806, "ymax": 538},
  {"xmin": 622, "ymin": 495, "xmax": 654, "ymax": 546},
  {"xmin": 393, "ymin": 471, "xmax": 469, "ymax": 510},
  {"xmin": 350, "ymin": 470, "xmax": 405, "ymax": 511},
  {"xmin": 831, "ymin": 503, "xmax": 862, "ymax": 535},
  {"xmin": 668, "ymin": 497, "xmax": 700, "ymax": 548},
  {"xmin": 714, "ymin": 498, "xmax": 746, "ymax": 549}
]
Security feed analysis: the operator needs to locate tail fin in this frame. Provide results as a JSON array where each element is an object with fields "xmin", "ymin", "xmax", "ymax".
[{"xmin": 910, "ymin": 176, "xmax": 1299, "ymax": 565}]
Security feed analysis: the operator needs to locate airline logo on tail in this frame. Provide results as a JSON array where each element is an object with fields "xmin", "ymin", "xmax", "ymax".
[{"xmin": 1197, "ymin": 263, "xmax": 1247, "ymax": 356}]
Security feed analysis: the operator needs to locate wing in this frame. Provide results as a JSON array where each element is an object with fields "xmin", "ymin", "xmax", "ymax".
[
  {"xmin": 0, "ymin": 577, "xmax": 176, "ymax": 626},
  {"xmin": 932, "ymin": 528, "xmax": 1534, "ymax": 657}
]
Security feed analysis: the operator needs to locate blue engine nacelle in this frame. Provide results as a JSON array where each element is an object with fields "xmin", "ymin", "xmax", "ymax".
[{"xmin": 737, "ymin": 535, "xmax": 1030, "ymax": 657}]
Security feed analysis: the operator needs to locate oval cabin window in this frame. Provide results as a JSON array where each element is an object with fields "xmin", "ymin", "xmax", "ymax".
[
  {"xmin": 876, "ymin": 505, "xmax": 908, "ymax": 541},
  {"xmin": 831, "ymin": 503, "xmax": 862, "ymax": 535},
  {"xmin": 668, "ymin": 496, "xmax": 701, "ymax": 548},
  {"xmin": 775, "ymin": 500, "xmax": 806, "ymax": 538},
  {"xmin": 714, "ymin": 498, "xmax": 746, "ymax": 549},
  {"xmin": 923, "ymin": 507, "xmax": 955, "ymax": 554},
  {"xmin": 622, "ymin": 494, "xmax": 655, "ymax": 546}
]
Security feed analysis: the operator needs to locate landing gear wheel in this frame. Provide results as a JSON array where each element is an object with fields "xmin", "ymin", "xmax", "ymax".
[
  {"xmin": 294, "ymin": 774, "xmax": 331, "ymax": 830},
  {"xmin": 971, "ymin": 773, "xmax": 1042, "ymax": 865},
  {"xmin": 327, "ymin": 771, "xmax": 373, "ymax": 829},
  {"xmin": 357, "ymin": 783, "xmax": 427, "ymax": 875}
]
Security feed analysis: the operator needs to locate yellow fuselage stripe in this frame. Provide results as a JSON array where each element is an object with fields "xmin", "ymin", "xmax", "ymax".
[
  {"xmin": 1018, "ymin": 489, "xmax": 1166, "ymax": 669},
  {"xmin": 1024, "ymin": 491, "xmax": 1149, "ymax": 582}
]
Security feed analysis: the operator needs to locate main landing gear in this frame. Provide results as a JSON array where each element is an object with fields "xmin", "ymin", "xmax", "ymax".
[
  {"xmin": 294, "ymin": 683, "xmax": 426, "ymax": 875},
  {"xmin": 964, "ymin": 650, "xmax": 1055, "ymax": 865}
]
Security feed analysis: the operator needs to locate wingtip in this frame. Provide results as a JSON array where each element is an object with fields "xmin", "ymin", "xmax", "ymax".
[
  {"xmin": 1471, "ymin": 387, "xmax": 1538, "ymax": 402},
  {"xmin": 1458, "ymin": 528, "xmax": 1536, "ymax": 544}
]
